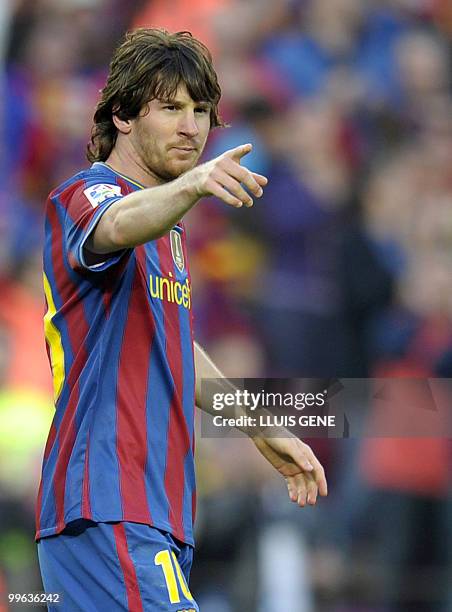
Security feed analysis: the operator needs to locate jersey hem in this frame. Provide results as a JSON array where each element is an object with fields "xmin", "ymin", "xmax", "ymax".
[{"xmin": 35, "ymin": 515, "xmax": 194, "ymax": 547}]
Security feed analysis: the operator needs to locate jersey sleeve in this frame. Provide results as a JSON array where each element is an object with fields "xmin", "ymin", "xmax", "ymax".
[{"xmin": 58, "ymin": 179, "xmax": 130, "ymax": 273}]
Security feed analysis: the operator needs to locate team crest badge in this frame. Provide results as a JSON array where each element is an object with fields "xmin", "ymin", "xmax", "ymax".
[{"xmin": 170, "ymin": 229, "xmax": 184, "ymax": 272}]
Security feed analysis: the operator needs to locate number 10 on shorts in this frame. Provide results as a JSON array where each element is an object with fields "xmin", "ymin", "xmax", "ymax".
[{"xmin": 154, "ymin": 550, "xmax": 194, "ymax": 604}]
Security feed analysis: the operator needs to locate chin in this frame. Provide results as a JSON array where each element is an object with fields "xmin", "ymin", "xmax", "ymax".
[
  {"xmin": 167, "ymin": 161, "xmax": 197, "ymax": 180},
  {"xmin": 151, "ymin": 154, "xmax": 199, "ymax": 182}
]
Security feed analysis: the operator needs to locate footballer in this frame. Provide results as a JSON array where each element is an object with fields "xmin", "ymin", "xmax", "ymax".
[{"xmin": 36, "ymin": 28, "xmax": 327, "ymax": 611}]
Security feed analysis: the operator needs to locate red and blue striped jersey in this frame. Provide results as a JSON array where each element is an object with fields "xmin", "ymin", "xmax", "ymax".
[{"xmin": 36, "ymin": 162, "xmax": 196, "ymax": 546}]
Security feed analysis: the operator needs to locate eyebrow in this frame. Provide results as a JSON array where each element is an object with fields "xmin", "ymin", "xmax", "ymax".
[{"xmin": 158, "ymin": 98, "xmax": 210, "ymax": 107}]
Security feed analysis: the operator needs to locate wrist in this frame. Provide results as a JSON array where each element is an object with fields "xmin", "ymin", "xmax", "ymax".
[
  {"xmin": 251, "ymin": 422, "xmax": 295, "ymax": 442},
  {"xmin": 179, "ymin": 165, "xmax": 203, "ymax": 202}
]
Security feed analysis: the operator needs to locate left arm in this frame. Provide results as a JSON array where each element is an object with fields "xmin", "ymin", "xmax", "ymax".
[{"xmin": 194, "ymin": 341, "xmax": 328, "ymax": 506}]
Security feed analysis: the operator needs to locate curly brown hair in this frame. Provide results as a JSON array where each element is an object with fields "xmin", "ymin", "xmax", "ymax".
[{"xmin": 86, "ymin": 28, "xmax": 225, "ymax": 163}]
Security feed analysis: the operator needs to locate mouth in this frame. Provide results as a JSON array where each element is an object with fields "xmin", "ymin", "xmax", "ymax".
[{"xmin": 172, "ymin": 146, "xmax": 197, "ymax": 152}]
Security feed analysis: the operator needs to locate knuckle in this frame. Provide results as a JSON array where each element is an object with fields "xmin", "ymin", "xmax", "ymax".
[
  {"xmin": 241, "ymin": 170, "xmax": 252, "ymax": 184},
  {"xmin": 205, "ymin": 179, "xmax": 215, "ymax": 193},
  {"xmin": 219, "ymin": 157, "xmax": 231, "ymax": 171}
]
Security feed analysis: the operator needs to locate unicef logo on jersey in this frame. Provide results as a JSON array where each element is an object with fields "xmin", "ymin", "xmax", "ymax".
[
  {"xmin": 170, "ymin": 229, "xmax": 184, "ymax": 272},
  {"xmin": 148, "ymin": 229, "xmax": 190, "ymax": 309},
  {"xmin": 149, "ymin": 274, "xmax": 191, "ymax": 310}
]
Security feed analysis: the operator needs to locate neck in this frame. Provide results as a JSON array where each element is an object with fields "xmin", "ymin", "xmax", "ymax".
[{"xmin": 104, "ymin": 139, "xmax": 163, "ymax": 188}]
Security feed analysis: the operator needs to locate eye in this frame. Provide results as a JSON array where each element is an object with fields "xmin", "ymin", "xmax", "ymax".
[
  {"xmin": 195, "ymin": 107, "xmax": 209, "ymax": 114},
  {"xmin": 163, "ymin": 105, "xmax": 177, "ymax": 111}
]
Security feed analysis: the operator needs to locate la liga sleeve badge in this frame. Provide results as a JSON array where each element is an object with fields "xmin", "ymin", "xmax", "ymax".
[{"xmin": 83, "ymin": 184, "xmax": 122, "ymax": 208}]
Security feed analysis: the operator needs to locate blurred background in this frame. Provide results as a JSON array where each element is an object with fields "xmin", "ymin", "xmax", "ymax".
[{"xmin": 1, "ymin": 0, "xmax": 452, "ymax": 610}]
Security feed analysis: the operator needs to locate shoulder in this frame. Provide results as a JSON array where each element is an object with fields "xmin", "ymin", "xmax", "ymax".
[{"xmin": 47, "ymin": 164, "xmax": 122, "ymax": 209}]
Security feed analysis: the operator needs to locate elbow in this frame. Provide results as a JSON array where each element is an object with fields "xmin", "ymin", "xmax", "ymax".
[
  {"xmin": 91, "ymin": 209, "xmax": 133, "ymax": 253},
  {"xmin": 109, "ymin": 208, "xmax": 144, "ymax": 249},
  {"xmin": 110, "ymin": 212, "xmax": 134, "ymax": 249},
  {"xmin": 111, "ymin": 210, "xmax": 168, "ymax": 248}
]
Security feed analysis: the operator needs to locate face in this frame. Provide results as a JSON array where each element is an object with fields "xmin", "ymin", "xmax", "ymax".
[{"xmin": 125, "ymin": 83, "xmax": 212, "ymax": 182}]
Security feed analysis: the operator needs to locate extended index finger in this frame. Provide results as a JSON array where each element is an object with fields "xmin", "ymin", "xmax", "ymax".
[{"xmin": 227, "ymin": 143, "xmax": 253, "ymax": 162}]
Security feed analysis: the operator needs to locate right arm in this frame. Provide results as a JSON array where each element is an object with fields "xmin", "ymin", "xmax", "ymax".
[{"xmin": 88, "ymin": 143, "xmax": 267, "ymax": 254}]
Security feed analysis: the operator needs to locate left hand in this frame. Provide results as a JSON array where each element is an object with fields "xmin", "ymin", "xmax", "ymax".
[{"xmin": 252, "ymin": 433, "xmax": 328, "ymax": 507}]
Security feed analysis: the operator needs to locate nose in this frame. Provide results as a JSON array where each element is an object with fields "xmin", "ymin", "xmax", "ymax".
[{"xmin": 178, "ymin": 110, "xmax": 199, "ymax": 138}]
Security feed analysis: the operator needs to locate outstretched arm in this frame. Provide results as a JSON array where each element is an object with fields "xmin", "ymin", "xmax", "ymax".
[
  {"xmin": 194, "ymin": 342, "xmax": 328, "ymax": 507},
  {"xmin": 88, "ymin": 144, "xmax": 267, "ymax": 253}
]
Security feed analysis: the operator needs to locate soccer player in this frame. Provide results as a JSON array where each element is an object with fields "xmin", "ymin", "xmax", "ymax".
[{"xmin": 36, "ymin": 28, "xmax": 327, "ymax": 611}]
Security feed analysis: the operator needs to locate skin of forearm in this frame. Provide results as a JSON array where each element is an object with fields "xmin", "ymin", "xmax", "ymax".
[
  {"xmin": 194, "ymin": 341, "xmax": 265, "ymax": 437},
  {"xmin": 90, "ymin": 169, "xmax": 201, "ymax": 253},
  {"xmin": 194, "ymin": 341, "xmax": 231, "ymax": 408}
]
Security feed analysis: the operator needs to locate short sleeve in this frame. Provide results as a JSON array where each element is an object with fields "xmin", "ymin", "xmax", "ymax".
[{"xmin": 59, "ymin": 180, "xmax": 130, "ymax": 273}]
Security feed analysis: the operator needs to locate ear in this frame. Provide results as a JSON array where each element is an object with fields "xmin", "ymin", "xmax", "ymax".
[{"xmin": 112, "ymin": 114, "xmax": 132, "ymax": 135}]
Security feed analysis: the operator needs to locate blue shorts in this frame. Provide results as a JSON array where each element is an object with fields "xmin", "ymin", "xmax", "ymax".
[{"xmin": 37, "ymin": 520, "xmax": 199, "ymax": 611}]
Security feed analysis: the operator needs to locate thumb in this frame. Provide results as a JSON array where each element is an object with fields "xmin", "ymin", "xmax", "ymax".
[{"xmin": 228, "ymin": 143, "xmax": 253, "ymax": 162}]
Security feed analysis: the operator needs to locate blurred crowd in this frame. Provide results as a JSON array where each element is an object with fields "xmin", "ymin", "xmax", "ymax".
[{"xmin": 1, "ymin": 0, "xmax": 452, "ymax": 610}]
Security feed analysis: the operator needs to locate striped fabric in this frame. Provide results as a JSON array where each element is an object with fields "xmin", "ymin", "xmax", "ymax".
[{"xmin": 36, "ymin": 163, "xmax": 196, "ymax": 546}]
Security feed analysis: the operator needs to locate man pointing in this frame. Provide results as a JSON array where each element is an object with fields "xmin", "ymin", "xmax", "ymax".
[{"xmin": 36, "ymin": 28, "xmax": 327, "ymax": 611}]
